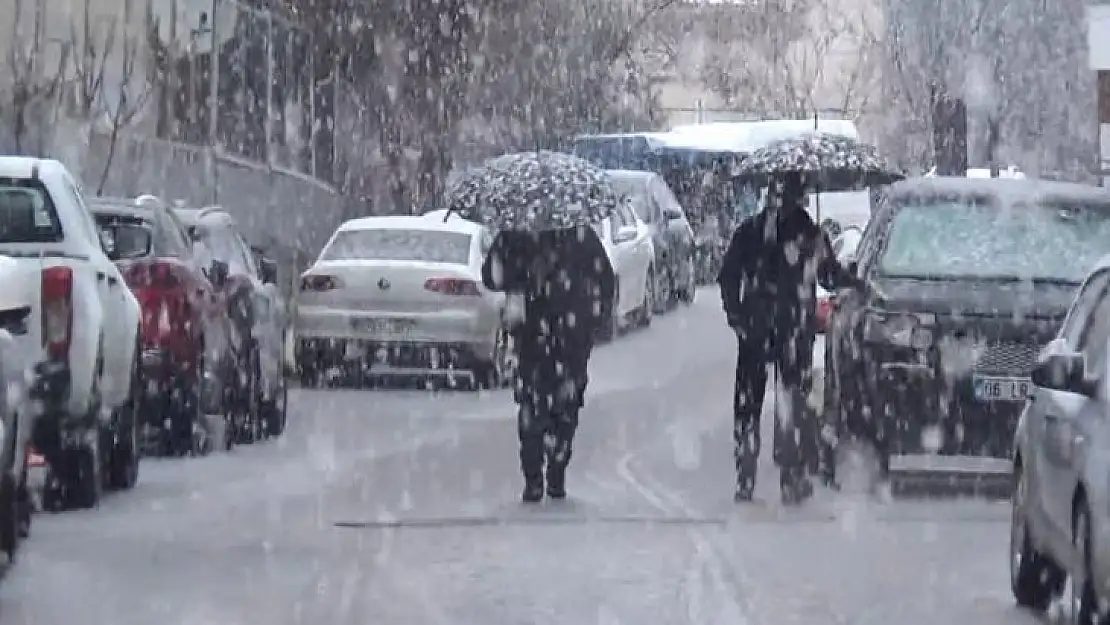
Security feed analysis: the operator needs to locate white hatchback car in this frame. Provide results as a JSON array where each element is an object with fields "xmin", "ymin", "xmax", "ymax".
[{"xmin": 296, "ymin": 215, "xmax": 512, "ymax": 389}]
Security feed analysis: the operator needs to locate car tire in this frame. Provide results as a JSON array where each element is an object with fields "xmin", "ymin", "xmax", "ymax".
[
  {"xmin": 473, "ymin": 327, "xmax": 514, "ymax": 391},
  {"xmin": 65, "ymin": 445, "xmax": 102, "ymax": 510},
  {"xmin": 1009, "ymin": 464, "xmax": 1064, "ymax": 611},
  {"xmin": 651, "ymin": 263, "xmax": 670, "ymax": 315},
  {"xmin": 596, "ymin": 282, "xmax": 621, "ymax": 343},
  {"xmin": 676, "ymin": 255, "xmax": 696, "ymax": 305},
  {"xmin": 108, "ymin": 345, "xmax": 142, "ymax": 490},
  {"xmin": 262, "ymin": 355, "xmax": 289, "ymax": 437},
  {"xmin": 1071, "ymin": 500, "xmax": 1106, "ymax": 625},
  {"xmin": 0, "ymin": 472, "xmax": 18, "ymax": 562},
  {"xmin": 640, "ymin": 268, "xmax": 655, "ymax": 327}
]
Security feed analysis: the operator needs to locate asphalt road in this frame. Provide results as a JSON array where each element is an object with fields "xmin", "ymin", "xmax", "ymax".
[{"xmin": 0, "ymin": 288, "xmax": 1048, "ymax": 625}]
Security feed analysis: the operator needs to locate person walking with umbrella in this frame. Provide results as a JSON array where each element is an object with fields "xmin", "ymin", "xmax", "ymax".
[
  {"xmin": 718, "ymin": 170, "xmax": 870, "ymax": 504},
  {"xmin": 448, "ymin": 152, "xmax": 617, "ymax": 503}
]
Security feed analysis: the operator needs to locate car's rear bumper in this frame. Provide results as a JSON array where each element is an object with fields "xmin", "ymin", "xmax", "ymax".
[
  {"xmin": 296, "ymin": 338, "xmax": 494, "ymax": 374},
  {"xmin": 854, "ymin": 357, "xmax": 1026, "ymax": 457},
  {"xmin": 296, "ymin": 306, "xmax": 498, "ymax": 353}
]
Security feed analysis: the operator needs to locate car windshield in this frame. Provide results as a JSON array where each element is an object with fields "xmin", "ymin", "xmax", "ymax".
[
  {"xmin": 877, "ymin": 196, "xmax": 1110, "ymax": 283},
  {"xmin": 321, "ymin": 228, "xmax": 472, "ymax": 264},
  {"xmin": 607, "ymin": 177, "xmax": 651, "ymax": 222},
  {"xmin": 0, "ymin": 182, "xmax": 62, "ymax": 243}
]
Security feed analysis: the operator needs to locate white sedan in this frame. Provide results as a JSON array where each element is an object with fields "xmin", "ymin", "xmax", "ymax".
[
  {"xmin": 295, "ymin": 215, "xmax": 512, "ymax": 389},
  {"xmin": 593, "ymin": 199, "xmax": 656, "ymax": 339}
]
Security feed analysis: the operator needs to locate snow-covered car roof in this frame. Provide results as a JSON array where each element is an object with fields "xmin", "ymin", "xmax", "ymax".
[
  {"xmin": 887, "ymin": 176, "xmax": 1110, "ymax": 204},
  {"xmin": 340, "ymin": 214, "xmax": 484, "ymax": 236}
]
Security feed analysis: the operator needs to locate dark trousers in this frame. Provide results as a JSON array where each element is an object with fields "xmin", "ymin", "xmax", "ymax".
[
  {"xmin": 517, "ymin": 392, "xmax": 580, "ymax": 485},
  {"xmin": 515, "ymin": 363, "xmax": 585, "ymax": 485},
  {"xmin": 733, "ymin": 331, "xmax": 818, "ymax": 495}
]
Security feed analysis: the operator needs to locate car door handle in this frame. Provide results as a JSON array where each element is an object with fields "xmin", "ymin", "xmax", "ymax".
[
  {"xmin": 1045, "ymin": 413, "xmax": 1060, "ymax": 421},
  {"xmin": 99, "ymin": 272, "xmax": 119, "ymax": 286}
]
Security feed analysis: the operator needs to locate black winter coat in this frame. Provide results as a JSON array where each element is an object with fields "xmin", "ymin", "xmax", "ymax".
[
  {"xmin": 481, "ymin": 226, "xmax": 616, "ymax": 400},
  {"xmin": 717, "ymin": 201, "xmax": 863, "ymax": 346}
]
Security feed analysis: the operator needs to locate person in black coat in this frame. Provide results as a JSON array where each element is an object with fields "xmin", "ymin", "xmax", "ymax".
[
  {"xmin": 482, "ymin": 225, "xmax": 616, "ymax": 503},
  {"xmin": 717, "ymin": 170, "xmax": 868, "ymax": 504}
]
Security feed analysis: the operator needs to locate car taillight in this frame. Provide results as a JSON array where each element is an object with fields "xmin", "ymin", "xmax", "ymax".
[
  {"xmin": 124, "ymin": 262, "xmax": 181, "ymax": 289},
  {"xmin": 41, "ymin": 266, "xmax": 73, "ymax": 360},
  {"xmin": 301, "ymin": 275, "xmax": 338, "ymax": 292},
  {"xmin": 25, "ymin": 443, "xmax": 45, "ymax": 469},
  {"xmin": 424, "ymin": 277, "xmax": 481, "ymax": 296}
]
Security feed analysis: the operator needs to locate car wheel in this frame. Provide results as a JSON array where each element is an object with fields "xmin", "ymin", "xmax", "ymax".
[
  {"xmin": 1010, "ymin": 464, "xmax": 1064, "ymax": 611},
  {"xmin": 239, "ymin": 344, "xmax": 263, "ymax": 444},
  {"xmin": 108, "ymin": 344, "xmax": 142, "ymax": 490},
  {"xmin": 677, "ymin": 255, "xmax": 696, "ymax": 304},
  {"xmin": 0, "ymin": 473, "xmax": 18, "ymax": 562},
  {"xmin": 640, "ymin": 268, "xmax": 655, "ymax": 327},
  {"xmin": 597, "ymin": 282, "xmax": 621, "ymax": 342},
  {"xmin": 65, "ymin": 445, "xmax": 102, "ymax": 510},
  {"xmin": 1070, "ymin": 501, "xmax": 1106, "ymax": 625},
  {"xmin": 263, "ymin": 347, "xmax": 289, "ymax": 437},
  {"xmin": 651, "ymin": 263, "xmax": 670, "ymax": 314},
  {"xmin": 474, "ymin": 326, "xmax": 514, "ymax": 390}
]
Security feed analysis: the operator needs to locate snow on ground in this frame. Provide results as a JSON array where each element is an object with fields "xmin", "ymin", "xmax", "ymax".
[{"xmin": 0, "ymin": 289, "xmax": 1032, "ymax": 625}]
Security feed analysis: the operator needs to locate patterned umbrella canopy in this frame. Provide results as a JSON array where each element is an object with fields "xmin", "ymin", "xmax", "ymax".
[
  {"xmin": 446, "ymin": 151, "xmax": 621, "ymax": 231},
  {"xmin": 736, "ymin": 133, "xmax": 903, "ymax": 189}
]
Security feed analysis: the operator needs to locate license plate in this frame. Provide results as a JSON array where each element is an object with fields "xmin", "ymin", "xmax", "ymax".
[
  {"xmin": 973, "ymin": 376, "xmax": 1031, "ymax": 402},
  {"xmin": 350, "ymin": 318, "xmax": 412, "ymax": 334}
]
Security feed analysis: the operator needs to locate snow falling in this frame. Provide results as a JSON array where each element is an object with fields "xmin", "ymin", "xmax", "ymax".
[{"xmin": 0, "ymin": 0, "xmax": 1105, "ymax": 623}]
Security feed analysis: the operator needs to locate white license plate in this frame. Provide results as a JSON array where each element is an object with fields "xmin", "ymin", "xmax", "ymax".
[
  {"xmin": 351, "ymin": 318, "xmax": 412, "ymax": 334},
  {"xmin": 973, "ymin": 376, "xmax": 1031, "ymax": 402}
]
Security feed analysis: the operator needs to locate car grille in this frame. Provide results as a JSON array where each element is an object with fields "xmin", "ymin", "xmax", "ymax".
[{"xmin": 972, "ymin": 342, "xmax": 1040, "ymax": 376}]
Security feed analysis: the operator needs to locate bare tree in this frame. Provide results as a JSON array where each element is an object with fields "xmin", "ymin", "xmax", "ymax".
[
  {"xmin": 693, "ymin": 0, "xmax": 879, "ymax": 119},
  {"xmin": 880, "ymin": 0, "xmax": 1092, "ymax": 175},
  {"xmin": 62, "ymin": 0, "xmax": 155, "ymax": 195},
  {"xmin": 3, "ymin": 0, "xmax": 68, "ymax": 154}
]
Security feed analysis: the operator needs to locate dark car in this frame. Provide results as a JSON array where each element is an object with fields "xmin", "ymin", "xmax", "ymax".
[
  {"xmin": 824, "ymin": 177, "xmax": 1110, "ymax": 491},
  {"xmin": 605, "ymin": 169, "xmax": 697, "ymax": 309},
  {"xmin": 89, "ymin": 196, "xmax": 227, "ymax": 456},
  {"xmin": 174, "ymin": 207, "xmax": 288, "ymax": 444}
]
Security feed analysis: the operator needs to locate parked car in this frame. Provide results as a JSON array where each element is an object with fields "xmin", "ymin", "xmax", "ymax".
[
  {"xmin": 0, "ymin": 255, "xmax": 40, "ymax": 564},
  {"xmin": 605, "ymin": 169, "xmax": 697, "ymax": 309},
  {"xmin": 296, "ymin": 215, "xmax": 514, "ymax": 390},
  {"xmin": 1009, "ymin": 253, "xmax": 1110, "ymax": 623},
  {"xmin": 591, "ymin": 197, "xmax": 656, "ymax": 340},
  {"xmin": 0, "ymin": 157, "xmax": 142, "ymax": 511},
  {"xmin": 89, "ymin": 196, "xmax": 226, "ymax": 456},
  {"xmin": 824, "ymin": 177, "xmax": 1110, "ymax": 493},
  {"xmin": 816, "ymin": 226, "xmax": 864, "ymax": 333},
  {"xmin": 174, "ymin": 207, "xmax": 288, "ymax": 443}
]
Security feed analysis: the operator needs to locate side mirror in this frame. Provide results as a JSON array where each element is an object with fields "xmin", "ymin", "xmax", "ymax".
[
  {"xmin": 209, "ymin": 259, "xmax": 230, "ymax": 287},
  {"xmin": 1031, "ymin": 350, "xmax": 1095, "ymax": 395},
  {"xmin": 613, "ymin": 226, "xmax": 637, "ymax": 245},
  {"xmin": 260, "ymin": 257, "xmax": 278, "ymax": 285},
  {"xmin": 662, "ymin": 207, "xmax": 683, "ymax": 221}
]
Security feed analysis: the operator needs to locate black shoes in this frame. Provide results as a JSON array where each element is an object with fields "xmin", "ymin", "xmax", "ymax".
[
  {"xmin": 521, "ymin": 464, "xmax": 568, "ymax": 502},
  {"xmin": 522, "ymin": 483, "xmax": 544, "ymax": 503},
  {"xmin": 780, "ymin": 470, "xmax": 814, "ymax": 505},
  {"xmin": 546, "ymin": 464, "xmax": 566, "ymax": 499}
]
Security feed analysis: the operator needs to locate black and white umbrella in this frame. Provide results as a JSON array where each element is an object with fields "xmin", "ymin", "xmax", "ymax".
[
  {"xmin": 737, "ymin": 133, "xmax": 903, "ymax": 190},
  {"xmin": 446, "ymin": 151, "xmax": 621, "ymax": 231}
]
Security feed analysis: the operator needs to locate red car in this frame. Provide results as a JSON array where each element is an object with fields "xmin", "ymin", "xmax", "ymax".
[{"xmin": 89, "ymin": 196, "xmax": 229, "ymax": 456}]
